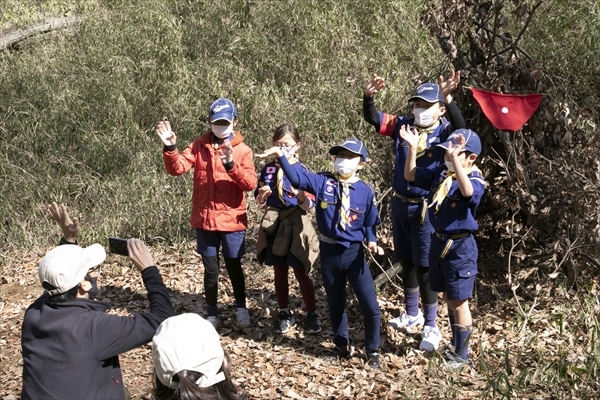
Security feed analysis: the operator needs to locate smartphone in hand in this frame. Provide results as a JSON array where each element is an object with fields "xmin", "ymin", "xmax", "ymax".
[{"xmin": 108, "ymin": 237, "xmax": 129, "ymax": 256}]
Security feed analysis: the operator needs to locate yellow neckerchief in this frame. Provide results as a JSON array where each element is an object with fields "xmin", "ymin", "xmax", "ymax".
[
  {"xmin": 336, "ymin": 174, "xmax": 359, "ymax": 230},
  {"xmin": 415, "ymin": 121, "xmax": 440, "ymax": 159},
  {"xmin": 275, "ymin": 156, "xmax": 298, "ymax": 204},
  {"xmin": 339, "ymin": 180, "xmax": 351, "ymax": 230},
  {"xmin": 429, "ymin": 164, "xmax": 482, "ymax": 213}
]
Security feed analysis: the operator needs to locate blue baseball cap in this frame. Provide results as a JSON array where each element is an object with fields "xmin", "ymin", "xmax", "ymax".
[
  {"xmin": 408, "ymin": 82, "xmax": 445, "ymax": 104},
  {"xmin": 437, "ymin": 129, "xmax": 482, "ymax": 156},
  {"xmin": 209, "ymin": 98, "xmax": 237, "ymax": 123},
  {"xmin": 329, "ymin": 138, "xmax": 368, "ymax": 161}
]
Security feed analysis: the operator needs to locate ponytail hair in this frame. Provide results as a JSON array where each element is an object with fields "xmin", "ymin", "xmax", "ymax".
[{"xmin": 154, "ymin": 353, "xmax": 246, "ymax": 400}]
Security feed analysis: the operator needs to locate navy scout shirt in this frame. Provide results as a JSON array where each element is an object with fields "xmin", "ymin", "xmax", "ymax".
[
  {"xmin": 277, "ymin": 156, "xmax": 381, "ymax": 248},
  {"xmin": 414, "ymin": 165, "xmax": 485, "ymax": 233},
  {"xmin": 255, "ymin": 161, "xmax": 313, "ymax": 208},
  {"xmin": 378, "ymin": 113, "xmax": 453, "ymax": 198}
]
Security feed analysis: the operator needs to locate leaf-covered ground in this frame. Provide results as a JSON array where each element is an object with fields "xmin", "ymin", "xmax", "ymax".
[{"xmin": 0, "ymin": 237, "xmax": 595, "ymax": 399}]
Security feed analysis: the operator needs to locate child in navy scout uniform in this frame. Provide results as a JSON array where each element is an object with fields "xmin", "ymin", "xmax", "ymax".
[
  {"xmin": 255, "ymin": 124, "xmax": 321, "ymax": 335},
  {"xmin": 256, "ymin": 138, "xmax": 384, "ymax": 369},
  {"xmin": 400, "ymin": 127, "xmax": 485, "ymax": 369},
  {"xmin": 363, "ymin": 72, "xmax": 464, "ymax": 351}
]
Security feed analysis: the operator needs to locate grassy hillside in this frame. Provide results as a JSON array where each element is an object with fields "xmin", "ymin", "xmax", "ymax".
[
  {"xmin": 2, "ymin": 0, "xmax": 597, "ymax": 252},
  {"xmin": 0, "ymin": 0, "xmax": 441, "ymax": 252}
]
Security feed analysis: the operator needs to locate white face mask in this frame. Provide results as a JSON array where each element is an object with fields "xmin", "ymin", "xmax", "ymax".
[
  {"xmin": 413, "ymin": 107, "xmax": 437, "ymax": 127},
  {"xmin": 334, "ymin": 157, "xmax": 359, "ymax": 177},
  {"xmin": 281, "ymin": 147, "xmax": 296, "ymax": 158},
  {"xmin": 445, "ymin": 160, "xmax": 455, "ymax": 172},
  {"xmin": 211, "ymin": 123, "xmax": 233, "ymax": 139},
  {"xmin": 277, "ymin": 144, "xmax": 297, "ymax": 158}
]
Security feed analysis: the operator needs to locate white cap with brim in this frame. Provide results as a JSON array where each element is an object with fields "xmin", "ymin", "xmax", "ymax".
[
  {"xmin": 153, "ymin": 313, "xmax": 226, "ymax": 390},
  {"xmin": 38, "ymin": 243, "xmax": 107, "ymax": 295}
]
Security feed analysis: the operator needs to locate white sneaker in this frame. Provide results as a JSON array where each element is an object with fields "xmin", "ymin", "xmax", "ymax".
[
  {"xmin": 235, "ymin": 308, "xmax": 251, "ymax": 327},
  {"xmin": 419, "ymin": 325, "xmax": 442, "ymax": 351},
  {"xmin": 206, "ymin": 315, "xmax": 219, "ymax": 330},
  {"xmin": 388, "ymin": 311, "xmax": 424, "ymax": 330}
]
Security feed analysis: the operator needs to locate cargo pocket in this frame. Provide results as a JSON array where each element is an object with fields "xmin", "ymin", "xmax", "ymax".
[{"xmin": 456, "ymin": 265, "xmax": 478, "ymax": 279}]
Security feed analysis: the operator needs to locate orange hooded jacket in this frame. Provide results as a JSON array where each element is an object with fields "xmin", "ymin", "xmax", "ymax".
[{"xmin": 162, "ymin": 131, "xmax": 257, "ymax": 232}]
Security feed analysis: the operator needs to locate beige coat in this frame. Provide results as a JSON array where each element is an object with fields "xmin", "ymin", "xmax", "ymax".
[{"xmin": 256, "ymin": 206, "xmax": 319, "ymax": 273}]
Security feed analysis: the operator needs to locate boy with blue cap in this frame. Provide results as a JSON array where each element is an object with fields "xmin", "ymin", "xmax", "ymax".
[
  {"xmin": 256, "ymin": 138, "xmax": 384, "ymax": 369},
  {"xmin": 363, "ymin": 72, "xmax": 464, "ymax": 352},
  {"xmin": 400, "ymin": 127, "xmax": 485, "ymax": 369},
  {"xmin": 156, "ymin": 98, "xmax": 257, "ymax": 329}
]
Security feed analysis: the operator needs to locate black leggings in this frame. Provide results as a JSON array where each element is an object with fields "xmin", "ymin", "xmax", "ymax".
[
  {"xmin": 203, "ymin": 256, "xmax": 246, "ymax": 306},
  {"xmin": 400, "ymin": 259, "xmax": 438, "ymax": 304}
]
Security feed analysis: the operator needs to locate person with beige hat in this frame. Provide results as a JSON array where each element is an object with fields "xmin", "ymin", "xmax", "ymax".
[{"xmin": 21, "ymin": 203, "xmax": 174, "ymax": 400}]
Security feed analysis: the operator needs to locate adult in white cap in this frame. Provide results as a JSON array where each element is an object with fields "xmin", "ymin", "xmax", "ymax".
[
  {"xmin": 21, "ymin": 203, "xmax": 174, "ymax": 400},
  {"xmin": 153, "ymin": 313, "xmax": 246, "ymax": 399}
]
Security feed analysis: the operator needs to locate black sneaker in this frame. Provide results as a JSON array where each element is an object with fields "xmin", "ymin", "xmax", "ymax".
[
  {"xmin": 273, "ymin": 310, "xmax": 295, "ymax": 334},
  {"xmin": 364, "ymin": 347, "xmax": 381, "ymax": 370},
  {"xmin": 322, "ymin": 345, "xmax": 352, "ymax": 360},
  {"xmin": 304, "ymin": 312, "xmax": 322, "ymax": 334}
]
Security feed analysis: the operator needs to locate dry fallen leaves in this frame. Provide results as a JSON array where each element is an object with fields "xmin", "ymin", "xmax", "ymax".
[{"xmin": 0, "ymin": 242, "xmax": 596, "ymax": 399}]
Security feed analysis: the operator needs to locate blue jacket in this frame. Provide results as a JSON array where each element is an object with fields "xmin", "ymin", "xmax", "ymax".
[{"xmin": 255, "ymin": 160, "xmax": 313, "ymax": 208}]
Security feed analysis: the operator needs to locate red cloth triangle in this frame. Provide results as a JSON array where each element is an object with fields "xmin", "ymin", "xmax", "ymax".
[{"xmin": 471, "ymin": 87, "xmax": 542, "ymax": 131}]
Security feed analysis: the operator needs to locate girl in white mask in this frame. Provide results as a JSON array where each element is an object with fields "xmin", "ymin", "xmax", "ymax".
[{"xmin": 255, "ymin": 124, "xmax": 322, "ymax": 336}]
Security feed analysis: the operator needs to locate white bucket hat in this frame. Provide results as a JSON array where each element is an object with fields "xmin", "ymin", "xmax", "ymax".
[{"xmin": 153, "ymin": 313, "xmax": 226, "ymax": 389}]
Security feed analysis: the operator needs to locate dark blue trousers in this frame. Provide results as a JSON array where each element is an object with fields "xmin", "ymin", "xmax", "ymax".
[{"xmin": 320, "ymin": 241, "xmax": 381, "ymax": 351}]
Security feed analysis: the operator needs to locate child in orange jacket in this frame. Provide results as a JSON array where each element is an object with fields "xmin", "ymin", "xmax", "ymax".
[{"xmin": 156, "ymin": 98, "xmax": 257, "ymax": 329}]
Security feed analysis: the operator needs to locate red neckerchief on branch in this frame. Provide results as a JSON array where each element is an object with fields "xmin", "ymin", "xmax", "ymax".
[{"xmin": 471, "ymin": 87, "xmax": 543, "ymax": 131}]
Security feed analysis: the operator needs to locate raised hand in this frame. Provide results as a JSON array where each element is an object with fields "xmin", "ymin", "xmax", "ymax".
[
  {"xmin": 256, "ymin": 185, "xmax": 272, "ymax": 204},
  {"xmin": 218, "ymin": 139, "xmax": 234, "ymax": 165},
  {"xmin": 47, "ymin": 202, "xmax": 80, "ymax": 243},
  {"xmin": 364, "ymin": 74, "xmax": 386, "ymax": 97},
  {"xmin": 398, "ymin": 125, "xmax": 419, "ymax": 148},
  {"xmin": 127, "ymin": 239, "xmax": 154, "ymax": 272},
  {"xmin": 446, "ymin": 133, "xmax": 466, "ymax": 161},
  {"xmin": 438, "ymin": 70, "xmax": 461, "ymax": 103},
  {"xmin": 156, "ymin": 120, "xmax": 177, "ymax": 146},
  {"xmin": 255, "ymin": 146, "xmax": 283, "ymax": 159}
]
